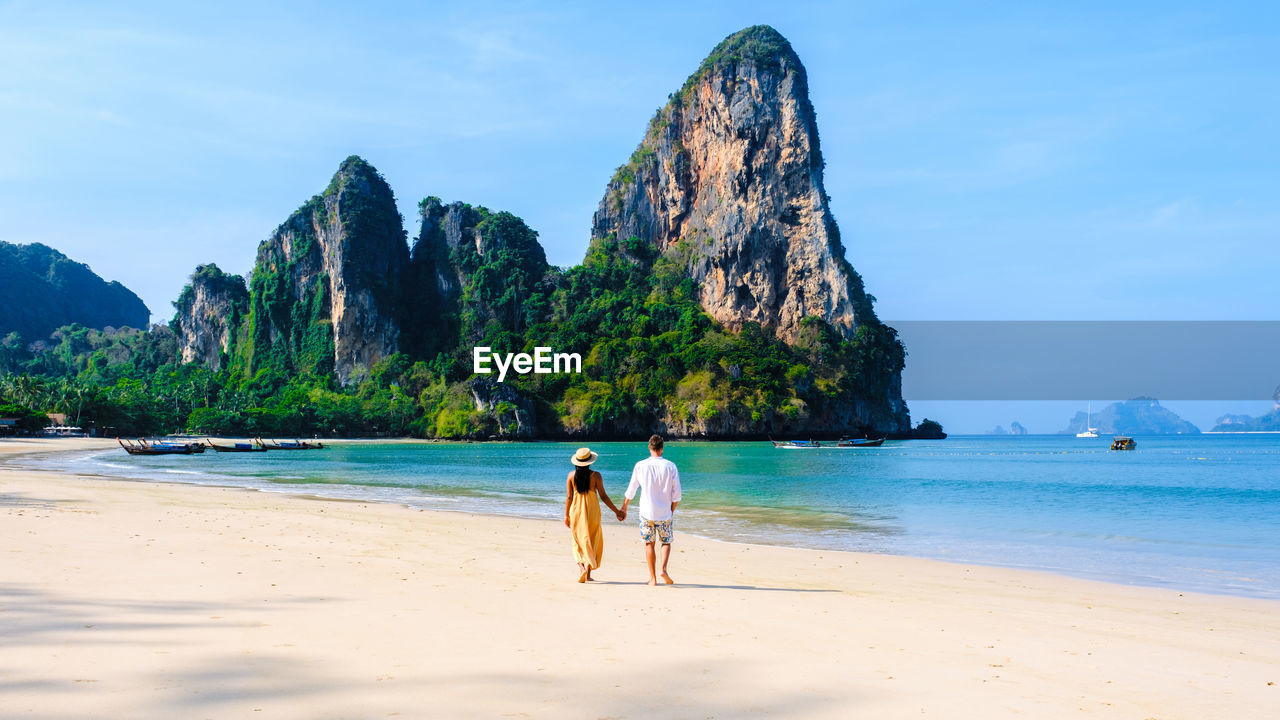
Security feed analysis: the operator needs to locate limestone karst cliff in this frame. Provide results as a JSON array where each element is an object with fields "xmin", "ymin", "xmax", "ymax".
[
  {"xmin": 156, "ymin": 26, "xmax": 909, "ymax": 438},
  {"xmin": 14, "ymin": 27, "xmax": 916, "ymax": 440},
  {"xmin": 172, "ymin": 264, "xmax": 249, "ymax": 369},
  {"xmin": 243, "ymin": 156, "xmax": 408, "ymax": 385},
  {"xmin": 591, "ymin": 25, "xmax": 877, "ymax": 345},
  {"xmin": 588, "ymin": 25, "xmax": 908, "ymax": 434},
  {"xmin": 404, "ymin": 198, "xmax": 549, "ymax": 356}
]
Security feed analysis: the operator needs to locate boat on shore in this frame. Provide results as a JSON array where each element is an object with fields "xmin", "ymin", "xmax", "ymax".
[
  {"xmin": 258, "ymin": 438, "xmax": 325, "ymax": 450},
  {"xmin": 205, "ymin": 439, "xmax": 268, "ymax": 453},
  {"xmin": 118, "ymin": 438, "xmax": 205, "ymax": 456}
]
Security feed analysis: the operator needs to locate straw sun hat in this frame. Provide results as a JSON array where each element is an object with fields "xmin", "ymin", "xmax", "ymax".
[{"xmin": 571, "ymin": 447, "xmax": 598, "ymax": 466}]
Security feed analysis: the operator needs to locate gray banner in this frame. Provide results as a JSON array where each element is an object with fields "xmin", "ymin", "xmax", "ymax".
[{"xmin": 892, "ymin": 321, "xmax": 1280, "ymax": 400}]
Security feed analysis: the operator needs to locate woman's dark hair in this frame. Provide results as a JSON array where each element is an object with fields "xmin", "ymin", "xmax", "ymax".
[{"xmin": 573, "ymin": 464, "xmax": 593, "ymax": 494}]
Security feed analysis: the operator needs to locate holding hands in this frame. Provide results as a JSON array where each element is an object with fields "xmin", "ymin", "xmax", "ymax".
[{"xmin": 615, "ymin": 508, "xmax": 626, "ymax": 522}]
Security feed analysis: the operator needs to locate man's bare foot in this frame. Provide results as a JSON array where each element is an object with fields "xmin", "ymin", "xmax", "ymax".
[
  {"xmin": 647, "ymin": 578, "xmax": 658, "ymax": 586},
  {"xmin": 661, "ymin": 572, "xmax": 675, "ymax": 585}
]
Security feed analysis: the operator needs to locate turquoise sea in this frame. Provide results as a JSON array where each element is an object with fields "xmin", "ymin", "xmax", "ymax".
[{"xmin": 28, "ymin": 435, "xmax": 1280, "ymax": 599}]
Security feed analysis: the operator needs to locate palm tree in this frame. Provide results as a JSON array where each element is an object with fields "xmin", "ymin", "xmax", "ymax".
[
  {"xmin": 53, "ymin": 378, "xmax": 71, "ymax": 415},
  {"xmin": 15, "ymin": 375, "xmax": 35, "ymax": 406},
  {"xmin": 0, "ymin": 374, "xmax": 16, "ymax": 402},
  {"xmin": 31, "ymin": 376, "xmax": 52, "ymax": 412},
  {"xmin": 73, "ymin": 384, "xmax": 89, "ymax": 426}
]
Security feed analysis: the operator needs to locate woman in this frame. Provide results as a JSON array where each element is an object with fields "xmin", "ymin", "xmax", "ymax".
[{"xmin": 564, "ymin": 447, "xmax": 625, "ymax": 582}]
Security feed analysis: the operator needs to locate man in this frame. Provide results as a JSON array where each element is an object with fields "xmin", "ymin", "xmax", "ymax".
[{"xmin": 621, "ymin": 434, "xmax": 681, "ymax": 586}]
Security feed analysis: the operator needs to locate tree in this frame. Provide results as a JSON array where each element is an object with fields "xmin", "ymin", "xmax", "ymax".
[{"xmin": 0, "ymin": 402, "xmax": 47, "ymax": 434}]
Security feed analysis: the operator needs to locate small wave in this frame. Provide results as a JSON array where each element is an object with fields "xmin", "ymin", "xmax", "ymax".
[
  {"xmin": 163, "ymin": 470, "xmax": 203, "ymax": 476},
  {"xmin": 412, "ymin": 493, "xmax": 460, "ymax": 503}
]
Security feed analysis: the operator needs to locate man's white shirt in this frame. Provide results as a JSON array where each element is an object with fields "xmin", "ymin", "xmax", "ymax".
[{"xmin": 625, "ymin": 455, "xmax": 682, "ymax": 521}]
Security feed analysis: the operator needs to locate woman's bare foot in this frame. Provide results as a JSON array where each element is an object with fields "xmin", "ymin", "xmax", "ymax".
[
  {"xmin": 577, "ymin": 564, "xmax": 588, "ymax": 583},
  {"xmin": 646, "ymin": 578, "xmax": 658, "ymax": 586},
  {"xmin": 661, "ymin": 572, "xmax": 675, "ymax": 585}
]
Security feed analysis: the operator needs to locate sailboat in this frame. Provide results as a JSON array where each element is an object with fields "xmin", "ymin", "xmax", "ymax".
[{"xmin": 1076, "ymin": 403, "xmax": 1099, "ymax": 438}]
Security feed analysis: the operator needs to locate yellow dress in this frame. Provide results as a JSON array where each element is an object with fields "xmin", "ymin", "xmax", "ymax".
[{"xmin": 569, "ymin": 486, "xmax": 603, "ymax": 569}]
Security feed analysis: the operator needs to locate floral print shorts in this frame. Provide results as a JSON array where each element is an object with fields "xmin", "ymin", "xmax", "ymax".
[{"xmin": 639, "ymin": 518, "xmax": 673, "ymax": 545}]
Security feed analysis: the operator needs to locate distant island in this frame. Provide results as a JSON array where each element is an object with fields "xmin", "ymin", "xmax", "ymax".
[
  {"xmin": 1209, "ymin": 387, "xmax": 1280, "ymax": 431},
  {"xmin": 1059, "ymin": 398, "xmax": 1199, "ymax": 435},
  {"xmin": 0, "ymin": 26, "xmax": 936, "ymax": 442},
  {"xmin": 986, "ymin": 421, "xmax": 1028, "ymax": 435}
]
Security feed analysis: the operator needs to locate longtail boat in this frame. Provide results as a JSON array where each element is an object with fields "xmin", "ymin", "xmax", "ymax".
[
  {"xmin": 836, "ymin": 437, "xmax": 885, "ymax": 448},
  {"xmin": 149, "ymin": 438, "xmax": 205, "ymax": 453},
  {"xmin": 205, "ymin": 439, "xmax": 268, "ymax": 453},
  {"xmin": 770, "ymin": 438, "xmax": 822, "ymax": 448},
  {"xmin": 258, "ymin": 438, "xmax": 325, "ymax": 450},
  {"xmin": 118, "ymin": 438, "xmax": 200, "ymax": 456},
  {"xmin": 770, "ymin": 437, "xmax": 885, "ymax": 448}
]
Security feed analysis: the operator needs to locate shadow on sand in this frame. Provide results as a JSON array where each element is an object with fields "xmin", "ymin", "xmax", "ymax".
[
  {"xmin": 0, "ymin": 583, "xmax": 859, "ymax": 717},
  {"xmin": 589, "ymin": 580, "xmax": 837, "ymax": 592}
]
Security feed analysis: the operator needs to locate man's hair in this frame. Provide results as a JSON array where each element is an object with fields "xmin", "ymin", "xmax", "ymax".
[{"xmin": 648, "ymin": 434, "xmax": 664, "ymax": 452}]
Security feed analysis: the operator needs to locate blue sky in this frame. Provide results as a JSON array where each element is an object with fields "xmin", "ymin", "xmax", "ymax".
[{"xmin": 2, "ymin": 1, "xmax": 1276, "ymax": 430}]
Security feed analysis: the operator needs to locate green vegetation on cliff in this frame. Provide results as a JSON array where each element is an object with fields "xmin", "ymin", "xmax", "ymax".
[
  {"xmin": 2, "ymin": 25, "xmax": 921, "ymax": 441},
  {"xmin": 2, "ymin": 18, "xmax": 913, "ymax": 441},
  {"xmin": 0, "ymin": 241, "xmax": 151, "ymax": 343},
  {"xmin": 400, "ymin": 225, "xmax": 904, "ymax": 439},
  {"xmin": 238, "ymin": 155, "xmax": 407, "ymax": 384},
  {"xmin": 679, "ymin": 24, "xmax": 799, "ymax": 97},
  {"xmin": 240, "ymin": 192, "xmax": 334, "ymax": 380},
  {"xmin": 173, "ymin": 264, "xmax": 250, "ymax": 326},
  {"xmin": 406, "ymin": 198, "xmax": 549, "ymax": 368},
  {"xmin": 515, "ymin": 235, "xmax": 902, "ymax": 436},
  {"xmin": 444, "ymin": 206, "xmax": 548, "ymax": 342},
  {"xmin": 1, "ymin": 217, "xmax": 905, "ymax": 439}
]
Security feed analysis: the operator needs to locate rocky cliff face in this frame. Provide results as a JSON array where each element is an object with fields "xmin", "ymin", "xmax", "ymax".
[
  {"xmin": 589, "ymin": 25, "xmax": 908, "ymax": 434},
  {"xmin": 155, "ymin": 27, "xmax": 909, "ymax": 439},
  {"xmin": 408, "ymin": 198, "xmax": 549, "ymax": 349},
  {"xmin": 412, "ymin": 198, "xmax": 473, "ymax": 305},
  {"xmin": 467, "ymin": 377, "xmax": 536, "ymax": 438},
  {"xmin": 591, "ymin": 25, "xmax": 876, "ymax": 345},
  {"xmin": 172, "ymin": 264, "xmax": 249, "ymax": 369},
  {"xmin": 246, "ymin": 157, "xmax": 407, "ymax": 384},
  {"xmin": 0, "ymin": 240, "xmax": 150, "ymax": 341}
]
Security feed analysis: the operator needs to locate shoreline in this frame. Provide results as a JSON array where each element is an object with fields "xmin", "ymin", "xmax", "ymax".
[{"xmin": 5, "ymin": 437, "xmax": 1276, "ymax": 602}]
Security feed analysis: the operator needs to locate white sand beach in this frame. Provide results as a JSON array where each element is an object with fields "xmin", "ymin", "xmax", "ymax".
[{"xmin": 1, "ymin": 438, "xmax": 1276, "ymax": 718}]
